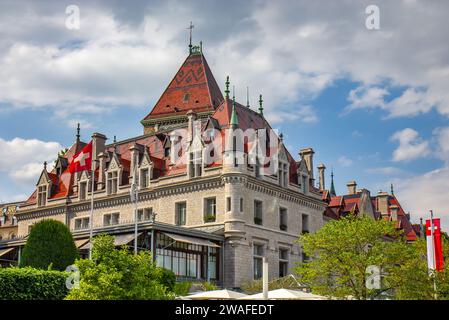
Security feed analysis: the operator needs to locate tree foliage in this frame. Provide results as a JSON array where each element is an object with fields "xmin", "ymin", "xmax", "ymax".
[
  {"xmin": 295, "ymin": 214, "xmax": 428, "ymax": 300},
  {"xmin": 65, "ymin": 234, "xmax": 174, "ymax": 300},
  {"xmin": 20, "ymin": 219, "xmax": 79, "ymax": 271}
]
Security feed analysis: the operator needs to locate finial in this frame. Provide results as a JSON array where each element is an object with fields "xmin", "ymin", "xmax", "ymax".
[
  {"xmin": 330, "ymin": 168, "xmax": 336, "ymax": 196},
  {"xmin": 232, "ymin": 85, "xmax": 235, "ymax": 101},
  {"xmin": 43, "ymin": 161, "xmax": 47, "ymax": 170},
  {"xmin": 188, "ymin": 21, "xmax": 194, "ymax": 54},
  {"xmin": 279, "ymin": 133, "xmax": 284, "ymax": 141},
  {"xmin": 113, "ymin": 135, "xmax": 117, "ymax": 143},
  {"xmin": 225, "ymin": 76, "xmax": 230, "ymax": 99},
  {"xmin": 246, "ymin": 86, "xmax": 250, "ymax": 108},
  {"xmin": 390, "ymin": 183, "xmax": 394, "ymax": 195},
  {"xmin": 230, "ymin": 94, "xmax": 238, "ymax": 127},
  {"xmin": 76, "ymin": 123, "xmax": 80, "ymax": 141},
  {"xmin": 258, "ymin": 94, "xmax": 263, "ymax": 115},
  {"xmin": 200, "ymin": 41, "xmax": 203, "ymax": 53}
]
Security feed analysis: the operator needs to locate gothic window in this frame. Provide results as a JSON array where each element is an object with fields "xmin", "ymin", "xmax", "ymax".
[
  {"xmin": 37, "ymin": 185, "xmax": 47, "ymax": 207},
  {"xmin": 107, "ymin": 171, "xmax": 118, "ymax": 195}
]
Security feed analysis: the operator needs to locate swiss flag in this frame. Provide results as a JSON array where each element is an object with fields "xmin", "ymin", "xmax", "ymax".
[
  {"xmin": 426, "ymin": 218, "xmax": 444, "ymax": 272},
  {"xmin": 69, "ymin": 141, "xmax": 93, "ymax": 174}
]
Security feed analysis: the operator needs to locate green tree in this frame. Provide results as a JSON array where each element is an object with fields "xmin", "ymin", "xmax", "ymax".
[
  {"xmin": 65, "ymin": 234, "xmax": 174, "ymax": 300},
  {"xmin": 295, "ymin": 214, "xmax": 419, "ymax": 300},
  {"xmin": 20, "ymin": 219, "xmax": 79, "ymax": 271},
  {"xmin": 393, "ymin": 237, "xmax": 449, "ymax": 300}
]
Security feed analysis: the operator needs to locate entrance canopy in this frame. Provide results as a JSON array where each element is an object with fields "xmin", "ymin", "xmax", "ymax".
[
  {"xmin": 79, "ymin": 232, "xmax": 143, "ymax": 250},
  {"xmin": 0, "ymin": 247, "xmax": 14, "ymax": 257},
  {"xmin": 163, "ymin": 232, "xmax": 220, "ymax": 248}
]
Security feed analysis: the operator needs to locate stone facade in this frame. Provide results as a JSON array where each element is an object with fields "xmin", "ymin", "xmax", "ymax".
[{"xmin": 2, "ymin": 48, "xmax": 327, "ymax": 288}]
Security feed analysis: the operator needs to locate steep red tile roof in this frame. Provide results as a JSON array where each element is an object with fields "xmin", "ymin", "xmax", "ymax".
[{"xmin": 142, "ymin": 53, "xmax": 223, "ymax": 121}]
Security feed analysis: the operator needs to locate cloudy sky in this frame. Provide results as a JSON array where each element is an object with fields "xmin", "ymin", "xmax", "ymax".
[{"xmin": 0, "ymin": 0, "xmax": 448, "ymax": 229}]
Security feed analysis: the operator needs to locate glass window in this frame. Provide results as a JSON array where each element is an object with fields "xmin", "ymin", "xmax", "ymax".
[
  {"xmin": 302, "ymin": 214, "xmax": 309, "ymax": 234},
  {"xmin": 79, "ymin": 181, "xmax": 87, "ymax": 200},
  {"xmin": 254, "ymin": 200, "xmax": 263, "ymax": 225},
  {"xmin": 279, "ymin": 208, "xmax": 288, "ymax": 231},
  {"xmin": 279, "ymin": 248, "xmax": 289, "ymax": 277},
  {"xmin": 107, "ymin": 171, "xmax": 118, "ymax": 195},
  {"xmin": 140, "ymin": 168, "xmax": 149, "ymax": 188},
  {"xmin": 226, "ymin": 197, "xmax": 231, "ymax": 212},
  {"xmin": 37, "ymin": 185, "xmax": 47, "ymax": 207},
  {"xmin": 240, "ymin": 198, "xmax": 244, "ymax": 212},
  {"xmin": 204, "ymin": 198, "xmax": 216, "ymax": 223},
  {"xmin": 175, "ymin": 202, "xmax": 187, "ymax": 226},
  {"xmin": 253, "ymin": 244, "xmax": 264, "ymax": 280}
]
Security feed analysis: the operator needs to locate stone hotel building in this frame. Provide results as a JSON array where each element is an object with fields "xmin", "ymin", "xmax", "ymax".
[{"xmin": 0, "ymin": 45, "xmax": 327, "ymax": 288}]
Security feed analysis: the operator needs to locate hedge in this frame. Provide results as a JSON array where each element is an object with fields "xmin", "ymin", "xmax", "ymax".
[{"xmin": 0, "ymin": 267, "xmax": 68, "ymax": 300}]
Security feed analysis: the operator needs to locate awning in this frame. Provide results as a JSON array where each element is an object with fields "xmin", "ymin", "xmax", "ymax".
[
  {"xmin": 0, "ymin": 247, "xmax": 15, "ymax": 257},
  {"xmin": 163, "ymin": 232, "xmax": 220, "ymax": 248},
  {"xmin": 79, "ymin": 233, "xmax": 143, "ymax": 250},
  {"xmin": 74, "ymin": 239, "xmax": 89, "ymax": 249}
]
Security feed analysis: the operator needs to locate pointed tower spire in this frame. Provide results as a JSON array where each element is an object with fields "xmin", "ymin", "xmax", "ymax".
[
  {"xmin": 330, "ymin": 169, "xmax": 336, "ymax": 196},
  {"xmin": 246, "ymin": 86, "xmax": 250, "ymax": 108},
  {"xmin": 258, "ymin": 94, "xmax": 264, "ymax": 115},
  {"xmin": 225, "ymin": 76, "xmax": 230, "ymax": 99},
  {"xmin": 390, "ymin": 183, "xmax": 394, "ymax": 196},
  {"xmin": 43, "ymin": 161, "xmax": 47, "ymax": 171},
  {"xmin": 230, "ymin": 95, "xmax": 238, "ymax": 128},
  {"xmin": 76, "ymin": 123, "xmax": 80, "ymax": 142}
]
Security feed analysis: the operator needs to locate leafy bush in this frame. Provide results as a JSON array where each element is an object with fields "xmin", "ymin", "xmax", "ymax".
[
  {"xmin": 173, "ymin": 281, "xmax": 192, "ymax": 296},
  {"xmin": 159, "ymin": 268, "xmax": 176, "ymax": 291},
  {"xmin": 65, "ymin": 234, "xmax": 174, "ymax": 300},
  {"xmin": 0, "ymin": 267, "xmax": 68, "ymax": 300},
  {"xmin": 20, "ymin": 219, "xmax": 79, "ymax": 271}
]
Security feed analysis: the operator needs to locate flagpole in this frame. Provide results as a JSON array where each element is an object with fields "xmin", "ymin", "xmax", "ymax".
[
  {"xmin": 89, "ymin": 159, "xmax": 95, "ymax": 260},
  {"xmin": 430, "ymin": 210, "xmax": 438, "ymax": 299},
  {"xmin": 132, "ymin": 159, "xmax": 138, "ymax": 255}
]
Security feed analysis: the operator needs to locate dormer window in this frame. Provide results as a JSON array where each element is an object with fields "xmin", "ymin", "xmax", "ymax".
[
  {"xmin": 140, "ymin": 168, "xmax": 149, "ymax": 189},
  {"xmin": 79, "ymin": 181, "xmax": 88, "ymax": 200},
  {"xmin": 278, "ymin": 161, "xmax": 289, "ymax": 188},
  {"xmin": 189, "ymin": 150, "xmax": 202, "ymax": 178},
  {"xmin": 183, "ymin": 93, "xmax": 190, "ymax": 103},
  {"xmin": 107, "ymin": 171, "xmax": 118, "ymax": 195},
  {"xmin": 37, "ymin": 185, "xmax": 47, "ymax": 207}
]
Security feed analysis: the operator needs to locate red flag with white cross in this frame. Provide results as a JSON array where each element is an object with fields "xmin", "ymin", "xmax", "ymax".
[
  {"xmin": 69, "ymin": 141, "xmax": 93, "ymax": 173},
  {"xmin": 426, "ymin": 218, "xmax": 444, "ymax": 272}
]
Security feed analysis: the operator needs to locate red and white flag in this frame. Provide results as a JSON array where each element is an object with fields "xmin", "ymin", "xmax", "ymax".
[
  {"xmin": 426, "ymin": 218, "xmax": 444, "ymax": 272},
  {"xmin": 69, "ymin": 141, "xmax": 93, "ymax": 174}
]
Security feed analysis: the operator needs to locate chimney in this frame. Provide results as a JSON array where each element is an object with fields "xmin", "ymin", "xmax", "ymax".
[
  {"xmin": 187, "ymin": 110, "xmax": 197, "ymax": 143},
  {"xmin": 389, "ymin": 204, "xmax": 399, "ymax": 221},
  {"xmin": 317, "ymin": 163, "xmax": 326, "ymax": 191},
  {"xmin": 129, "ymin": 143, "xmax": 143, "ymax": 181},
  {"xmin": 92, "ymin": 133, "xmax": 107, "ymax": 161},
  {"xmin": 346, "ymin": 181, "xmax": 357, "ymax": 195},
  {"xmin": 97, "ymin": 152, "xmax": 108, "ymax": 190},
  {"xmin": 299, "ymin": 148, "xmax": 315, "ymax": 180},
  {"xmin": 377, "ymin": 191, "xmax": 390, "ymax": 216}
]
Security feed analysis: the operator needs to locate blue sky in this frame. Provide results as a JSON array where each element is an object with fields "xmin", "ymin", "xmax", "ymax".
[{"xmin": 1, "ymin": 0, "xmax": 449, "ymax": 229}]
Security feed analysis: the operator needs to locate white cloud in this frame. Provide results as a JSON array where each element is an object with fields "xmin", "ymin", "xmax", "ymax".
[
  {"xmin": 0, "ymin": 137, "xmax": 63, "ymax": 185},
  {"xmin": 391, "ymin": 128, "xmax": 430, "ymax": 162},
  {"xmin": 396, "ymin": 166, "xmax": 449, "ymax": 231},
  {"xmin": 266, "ymin": 105, "xmax": 318, "ymax": 124},
  {"xmin": 337, "ymin": 155, "xmax": 353, "ymax": 167},
  {"xmin": 0, "ymin": 1, "xmax": 448, "ymax": 124},
  {"xmin": 365, "ymin": 166, "xmax": 404, "ymax": 175}
]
